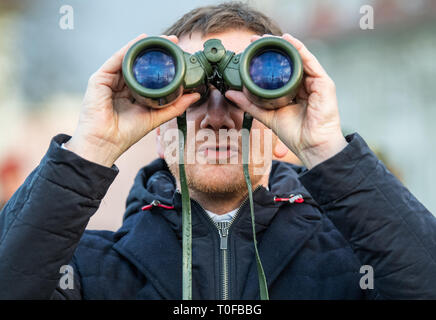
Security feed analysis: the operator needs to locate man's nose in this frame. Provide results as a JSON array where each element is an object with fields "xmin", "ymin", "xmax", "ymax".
[{"xmin": 199, "ymin": 88, "xmax": 237, "ymax": 131}]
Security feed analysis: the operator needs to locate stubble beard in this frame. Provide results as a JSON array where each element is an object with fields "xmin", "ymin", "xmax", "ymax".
[{"xmin": 167, "ymin": 160, "xmax": 267, "ymax": 196}]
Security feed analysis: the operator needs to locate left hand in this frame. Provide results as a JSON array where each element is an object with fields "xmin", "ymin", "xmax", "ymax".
[{"xmin": 225, "ymin": 33, "xmax": 348, "ymax": 169}]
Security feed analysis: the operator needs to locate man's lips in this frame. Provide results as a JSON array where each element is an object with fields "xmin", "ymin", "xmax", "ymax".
[{"xmin": 197, "ymin": 144, "xmax": 239, "ymax": 159}]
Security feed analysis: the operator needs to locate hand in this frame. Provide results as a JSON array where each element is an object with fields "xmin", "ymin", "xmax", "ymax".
[
  {"xmin": 65, "ymin": 34, "xmax": 200, "ymax": 167},
  {"xmin": 225, "ymin": 33, "xmax": 347, "ymax": 169}
]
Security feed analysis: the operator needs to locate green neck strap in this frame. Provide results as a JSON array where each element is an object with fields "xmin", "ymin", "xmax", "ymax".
[
  {"xmin": 177, "ymin": 113, "xmax": 192, "ymax": 300},
  {"xmin": 242, "ymin": 112, "xmax": 269, "ymax": 300},
  {"xmin": 177, "ymin": 112, "xmax": 269, "ymax": 300}
]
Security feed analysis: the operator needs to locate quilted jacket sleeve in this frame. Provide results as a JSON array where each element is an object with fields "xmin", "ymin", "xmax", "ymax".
[
  {"xmin": 0, "ymin": 134, "xmax": 118, "ymax": 299},
  {"xmin": 299, "ymin": 133, "xmax": 436, "ymax": 299}
]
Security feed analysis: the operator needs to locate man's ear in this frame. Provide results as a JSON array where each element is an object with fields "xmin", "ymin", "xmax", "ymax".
[
  {"xmin": 156, "ymin": 126, "xmax": 165, "ymax": 159},
  {"xmin": 273, "ymin": 138, "xmax": 288, "ymax": 159}
]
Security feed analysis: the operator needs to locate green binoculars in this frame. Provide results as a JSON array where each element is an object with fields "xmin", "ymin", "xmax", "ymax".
[{"xmin": 122, "ymin": 36, "xmax": 303, "ymax": 110}]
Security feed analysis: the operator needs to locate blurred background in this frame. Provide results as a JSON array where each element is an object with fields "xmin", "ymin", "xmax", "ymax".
[{"xmin": 0, "ymin": 0, "xmax": 435, "ymax": 230}]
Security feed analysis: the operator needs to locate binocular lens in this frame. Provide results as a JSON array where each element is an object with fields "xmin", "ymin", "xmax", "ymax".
[
  {"xmin": 249, "ymin": 51, "xmax": 292, "ymax": 90},
  {"xmin": 132, "ymin": 50, "xmax": 176, "ymax": 89}
]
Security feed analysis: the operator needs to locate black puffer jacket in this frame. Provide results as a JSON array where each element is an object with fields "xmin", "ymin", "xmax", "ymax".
[{"xmin": 0, "ymin": 133, "xmax": 435, "ymax": 299}]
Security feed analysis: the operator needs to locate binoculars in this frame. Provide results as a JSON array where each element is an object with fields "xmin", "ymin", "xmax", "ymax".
[{"xmin": 122, "ymin": 36, "xmax": 303, "ymax": 110}]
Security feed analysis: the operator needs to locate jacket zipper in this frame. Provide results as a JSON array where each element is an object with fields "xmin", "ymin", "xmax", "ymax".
[
  {"xmin": 216, "ymin": 221, "xmax": 231, "ymax": 300},
  {"xmin": 185, "ymin": 185, "xmax": 262, "ymax": 300}
]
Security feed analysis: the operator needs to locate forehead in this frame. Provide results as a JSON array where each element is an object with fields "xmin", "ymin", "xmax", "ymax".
[{"xmin": 177, "ymin": 29, "xmax": 257, "ymax": 54}]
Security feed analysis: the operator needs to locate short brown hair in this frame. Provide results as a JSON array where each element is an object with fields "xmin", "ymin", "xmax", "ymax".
[{"xmin": 163, "ymin": 1, "xmax": 282, "ymax": 38}]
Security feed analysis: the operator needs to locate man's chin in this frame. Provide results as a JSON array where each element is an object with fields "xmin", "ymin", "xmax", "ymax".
[
  {"xmin": 185, "ymin": 163, "xmax": 246, "ymax": 194},
  {"xmin": 167, "ymin": 159, "xmax": 269, "ymax": 196}
]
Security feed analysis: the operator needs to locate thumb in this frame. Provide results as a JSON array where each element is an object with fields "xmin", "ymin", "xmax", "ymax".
[
  {"xmin": 149, "ymin": 93, "xmax": 200, "ymax": 128},
  {"xmin": 225, "ymin": 90, "xmax": 269, "ymax": 123},
  {"xmin": 225, "ymin": 90, "xmax": 248, "ymax": 105}
]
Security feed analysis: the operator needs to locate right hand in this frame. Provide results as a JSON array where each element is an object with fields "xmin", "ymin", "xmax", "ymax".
[{"xmin": 65, "ymin": 34, "xmax": 200, "ymax": 167}]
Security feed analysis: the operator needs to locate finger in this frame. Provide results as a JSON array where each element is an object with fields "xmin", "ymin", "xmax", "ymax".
[
  {"xmin": 250, "ymin": 35, "xmax": 261, "ymax": 42},
  {"xmin": 297, "ymin": 84, "xmax": 309, "ymax": 100},
  {"xmin": 113, "ymin": 85, "xmax": 131, "ymax": 99},
  {"xmin": 98, "ymin": 33, "xmax": 147, "ymax": 75},
  {"xmin": 225, "ymin": 90, "xmax": 273, "ymax": 127},
  {"xmin": 160, "ymin": 34, "xmax": 179, "ymax": 44},
  {"xmin": 114, "ymin": 74, "xmax": 126, "ymax": 92},
  {"xmin": 149, "ymin": 93, "xmax": 201, "ymax": 128},
  {"xmin": 282, "ymin": 33, "xmax": 327, "ymax": 78}
]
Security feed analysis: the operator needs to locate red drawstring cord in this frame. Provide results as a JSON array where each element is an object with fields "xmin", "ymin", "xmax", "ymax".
[
  {"xmin": 142, "ymin": 195, "xmax": 303, "ymax": 211},
  {"xmin": 274, "ymin": 194, "xmax": 305, "ymax": 204},
  {"xmin": 142, "ymin": 200, "xmax": 175, "ymax": 211}
]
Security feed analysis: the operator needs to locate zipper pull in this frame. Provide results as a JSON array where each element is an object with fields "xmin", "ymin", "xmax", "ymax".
[{"xmin": 217, "ymin": 221, "xmax": 230, "ymax": 250}]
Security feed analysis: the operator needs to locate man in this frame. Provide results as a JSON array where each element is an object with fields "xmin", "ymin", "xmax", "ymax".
[{"xmin": 1, "ymin": 2, "xmax": 435, "ymax": 299}]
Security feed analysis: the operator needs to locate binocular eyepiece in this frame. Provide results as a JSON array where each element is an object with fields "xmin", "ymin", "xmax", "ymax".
[{"xmin": 122, "ymin": 36, "xmax": 303, "ymax": 110}]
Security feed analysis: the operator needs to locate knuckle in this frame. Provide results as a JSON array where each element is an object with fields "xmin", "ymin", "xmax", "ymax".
[
  {"xmin": 305, "ymin": 77, "xmax": 314, "ymax": 90},
  {"xmin": 327, "ymin": 78, "xmax": 336, "ymax": 90},
  {"xmin": 88, "ymin": 72, "xmax": 97, "ymax": 85},
  {"xmin": 292, "ymin": 38, "xmax": 304, "ymax": 51}
]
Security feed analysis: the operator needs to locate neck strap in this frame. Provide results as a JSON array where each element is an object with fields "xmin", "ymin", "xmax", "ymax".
[{"xmin": 242, "ymin": 112, "xmax": 269, "ymax": 300}]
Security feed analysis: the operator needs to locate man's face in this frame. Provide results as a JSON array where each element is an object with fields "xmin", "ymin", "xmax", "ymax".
[{"xmin": 158, "ymin": 29, "xmax": 275, "ymax": 195}]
